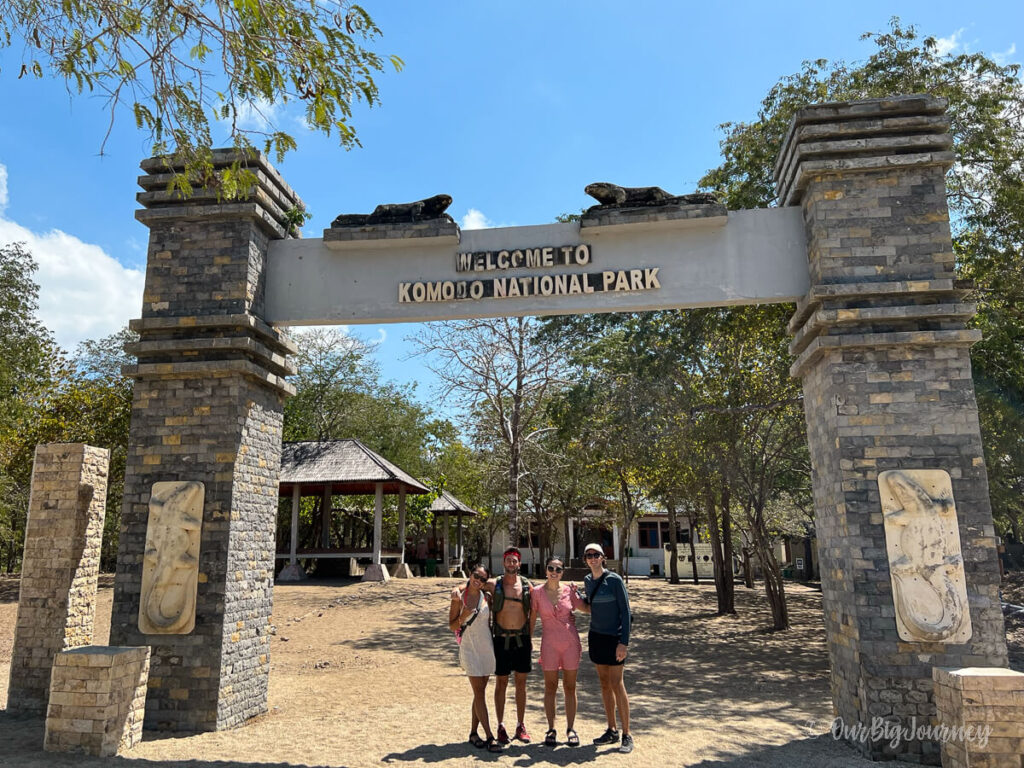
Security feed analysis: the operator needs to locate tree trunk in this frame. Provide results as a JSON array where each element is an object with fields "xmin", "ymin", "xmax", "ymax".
[
  {"xmin": 667, "ymin": 502, "xmax": 679, "ymax": 584},
  {"xmin": 563, "ymin": 511, "xmax": 571, "ymax": 566},
  {"xmin": 687, "ymin": 510, "xmax": 699, "ymax": 584},
  {"xmin": 705, "ymin": 490, "xmax": 735, "ymax": 615},
  {"xmin": 742, "ymin": 546, "xmax": 755, "ymax": 589},
  {"xmin": 752, "ymin": 506, "xmax": 789, "ymax": 630},
  {"xmin": 803, "ymin": 537, "xmax": 814, "ymax": 581},
  {"xmin": 721, "ymin": 486, "xmax": 736, "ymax": 609}
]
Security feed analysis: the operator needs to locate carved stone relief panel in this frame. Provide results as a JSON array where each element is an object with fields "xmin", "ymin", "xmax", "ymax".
[
  {"xmin": 879, "ymin": 470, "xmax": 972, "ymax": 644},
  {"xmin": 139, "ymin": 481, "xmax": 204, "ymax": 635}
]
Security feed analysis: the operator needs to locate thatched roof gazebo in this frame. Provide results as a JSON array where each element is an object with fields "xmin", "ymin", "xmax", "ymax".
[
  {"xmin": 277, "ymin": 440, "xmax": 429, "ymax": 582},
  {"xmin": 428, "ymin": 490, "xmax": 479, "ymax": 577}
]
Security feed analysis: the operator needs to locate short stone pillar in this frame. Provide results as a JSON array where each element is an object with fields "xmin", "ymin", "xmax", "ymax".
[
  {"xmin": 778, "ymin": 95, "xmax": 1008, "ymax": 762},
  {"xmin": 44, "ymin": 646, "xmax": 151, "ymax": 756},
  {"xmin": 110, "ymin": 150, "xmax": 299, "ymax": 731},
  {"xmin": 932, "ymin": 667, "xmax": 1024, "ymax": 768},
  {"xmin": 7, "ymin": 443, "xmax": 109, "ymax": 715}
]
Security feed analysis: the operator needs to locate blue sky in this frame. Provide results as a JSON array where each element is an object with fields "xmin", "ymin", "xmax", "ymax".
[{"xmin": 0, "ymin": 1, "xmax": 1020, "ymax": 413}]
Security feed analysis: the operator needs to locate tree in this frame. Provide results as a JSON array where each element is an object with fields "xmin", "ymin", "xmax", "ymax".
[
  {"xmin": 699, "ymin": 17, "xmax": 1024, "ymax": 548},
  {"xmin": 412, "ymin": 317, "xmax": 567, "ymax": 547},
  {"xmin": 0, "ymin": 242, "xmax": 60, "ymax": 571},
  {"xmin": 0, "ymin": 1, "xmax": 403, "ymax": 194}
]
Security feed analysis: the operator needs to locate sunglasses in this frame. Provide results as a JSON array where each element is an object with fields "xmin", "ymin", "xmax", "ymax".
[
  {"xmin": 546, "ymin": 565, "xmax": 563, "ymax": 573},
  {"xmin": 472, "ymin": 572, "xmax": 487, "ymax": 582},
  {"xmin": 584, "ymin": 552, "xmax": 603, "ymax": 559}
]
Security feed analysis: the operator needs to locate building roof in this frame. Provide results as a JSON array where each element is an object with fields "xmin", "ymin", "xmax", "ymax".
[
  {"xmin": 279, "ymin": 440, "xmax": 430, "ymax": 496},
  {"xmin": 428, "ymin": 489, "xmax": 480, "ymax": 517}
]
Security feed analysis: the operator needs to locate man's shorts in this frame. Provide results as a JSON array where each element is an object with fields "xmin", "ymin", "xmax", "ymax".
[
  {"xmin": 493, "ymin": 632, "xmax": 532, "ymax": 676},
  {"xmin": 588, "ymin": 630, "xmax": 625, "ymax": 666}
]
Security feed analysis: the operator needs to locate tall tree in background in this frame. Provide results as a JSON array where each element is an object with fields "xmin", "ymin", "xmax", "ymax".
[
  {"xmin": 699, "ymin": 17, "xmax": 1024, "ymax": 546},
  {"xmin": 0, "ymin": 1, "xmax": 403, "ymax": 193},
  {"xmin": 412, "ymin": 317, "xmax": 566, "ymax": 546},
  {"xmin": 0, "ymin": 243, "xmax": 58, "ymax": 570}
]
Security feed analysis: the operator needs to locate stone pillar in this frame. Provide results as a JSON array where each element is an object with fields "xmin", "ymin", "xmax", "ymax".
[
  {"xmin": 778, "ymin": 95, "xmax": 1008, "ymax": 762},
  {"xmin": 110, "ymin": 150, "xmax": 299, "ymax": 731},
  {"xmin": 7, "ymin": 443, "xmax": 109, "ymax": 715}
]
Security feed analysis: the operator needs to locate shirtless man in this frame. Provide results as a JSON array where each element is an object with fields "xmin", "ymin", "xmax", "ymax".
[{"xmin": 487, "ymin": 547, "xmax": 533, "ymax": 744}]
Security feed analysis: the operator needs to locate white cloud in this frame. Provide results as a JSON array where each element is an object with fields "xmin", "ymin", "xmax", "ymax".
[
  {"xmin": 934, "ymin": 29, "xmax": 965, "ymax": 56},
  {"xmin": 993, "ymin": 43, "xmax": 1018, "ymax": 66},
  {"xmin": 0, "ymin": 162, "xmax": 145, "ymax": 351},
  {"xmin": 460, "ymin": 208, "xmax": 494, "ymax": 229}
]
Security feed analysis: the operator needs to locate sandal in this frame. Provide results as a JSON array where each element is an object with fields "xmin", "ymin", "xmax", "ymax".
[
  {"xmin": 544, "ymin": 728, "xmax": 557, "ymax": 746},
  {"xmin": 486, "ymin": 737, "xmax": 505, "ymax": 753},
  {"xmin": 567, "ymin": 728, "xmax": 580, "ymax": 747},
  {"xmin": 469, "ymin": 733, "xmax": 487, "ymax": 749}
]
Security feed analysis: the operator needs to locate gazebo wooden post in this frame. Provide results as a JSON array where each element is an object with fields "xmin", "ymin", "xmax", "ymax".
[
  {"xmin": 277, "ymin": 484, "xmax": 307, "ymax": 582},
  {"xmin": 397, "ymin": 486, "xmax": 407, "ymax": 564},
  {"xmin": 373, "ymin": 482, "xmax": 383, "ymax": 565},
  {"xmin": 457, "ymin": 512, "xmax": 464, "ymax": 564},
  {"xmin": 442, "ymin": 510, "xmax": 450, "ymax": 576},
  {"xmin": 568, "ymin": 518, "xmax": 575, "ymax": 561},
  {"xmin": 361, "ymin": 482, "xmax": 390, "ymax": 582},
  {"xmin": 290, "ymin": 485, "xmax": 300, "ymax": 565},
  {"xmin": 321, "ymin": 484, "xmax": 332, "ymax": 548}
]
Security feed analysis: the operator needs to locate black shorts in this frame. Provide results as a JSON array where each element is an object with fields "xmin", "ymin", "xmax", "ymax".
[
  {"xmin": 588, "ymin": 630, "xmax": 625, "ymax": 666},
  {"xmin": 493, "ymin": 632, "xmax": 532, "ymax": 676}
]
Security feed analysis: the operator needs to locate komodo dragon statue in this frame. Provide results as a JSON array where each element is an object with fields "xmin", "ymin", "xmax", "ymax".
[
  {"xmin": 584, "ymin": 182, "xmax": 717, "ymax": 208},
  {"xmin": 332, "ymin": 193, "xmax": 454, "ymax": 227}
]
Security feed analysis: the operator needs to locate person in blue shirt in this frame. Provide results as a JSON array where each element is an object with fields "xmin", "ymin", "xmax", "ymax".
[{"xmin": 582, "ymin": 542, "xmax": 634, "ymax": 754}]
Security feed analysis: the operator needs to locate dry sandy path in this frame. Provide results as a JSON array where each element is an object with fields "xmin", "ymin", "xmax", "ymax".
[{"xmin": 1, "ymin": 577, "xmax": 912, "ymax": 767}]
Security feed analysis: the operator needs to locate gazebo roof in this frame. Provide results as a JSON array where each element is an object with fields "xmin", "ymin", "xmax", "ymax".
[
  {"xmin": 279, "ymin": 439, "xmax": 430, "ymax": 496},
  {"xmin": 429, "ymin": 490, "xmax": 480, "ymax": 517}
]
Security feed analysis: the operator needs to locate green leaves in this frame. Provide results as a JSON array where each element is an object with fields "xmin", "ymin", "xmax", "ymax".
[{"xmin": 0, "ymin": 0, "xmax": 401, "ymax": 197}]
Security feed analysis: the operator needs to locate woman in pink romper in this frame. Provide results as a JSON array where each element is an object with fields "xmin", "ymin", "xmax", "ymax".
[{"xmin": 530, "ymin": 555, "xmax": 589, "ymax": 747}]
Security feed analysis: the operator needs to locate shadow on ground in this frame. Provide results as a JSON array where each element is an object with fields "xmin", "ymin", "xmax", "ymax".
[{"xmin": 0, "ymin": 712, "xmax": 343, "ymax": 767}]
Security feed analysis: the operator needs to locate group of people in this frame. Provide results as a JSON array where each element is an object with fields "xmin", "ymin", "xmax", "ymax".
[{"xmin": 447, "ymin": 543, "xmax": 633, "ymax": 754}]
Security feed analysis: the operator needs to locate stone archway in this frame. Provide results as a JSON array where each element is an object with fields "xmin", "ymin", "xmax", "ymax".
[{"xmin": 109, "ymin": 95, "xmax": 1007, "ymax": 760}]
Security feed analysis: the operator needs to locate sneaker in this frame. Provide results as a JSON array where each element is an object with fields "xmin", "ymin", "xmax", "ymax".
[
  {"xmin": 515, "ymin": 722, "xmax": 531, "ymax": 743},
  {"xmin": 619, "ymin": 733, "xmax": 634, "ymax": 753},
  {"xmin": 593, "ymin": 727, "xmax": 620, "ymax": 745},
  {"xmin": 497, "ymin": 723, "xmax": 510, "ymax": 745}
]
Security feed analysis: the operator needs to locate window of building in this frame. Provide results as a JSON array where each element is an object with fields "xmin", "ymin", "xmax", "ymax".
[
  {"xmin": 518, "ymin": 531, "xmax": 539, "ymax": 548},
  {"xmin": 638, "ymin": 522, "xmax": 660, "ymax": 548}
]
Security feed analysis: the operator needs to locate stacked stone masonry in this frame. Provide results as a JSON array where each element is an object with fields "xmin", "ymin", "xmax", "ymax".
[
  {"xmin": 7, "ymin": 443, "xmax": 109, "ymax": 715},
  {"xmin": 44, "ymin": 645, "xmax": 151, "ymax": 756},
  {"xmin": 932, "ymin": 667, "xmax": 1024, "ymax": 768},
  {"xmin": 778, "ymin": 95, "xmax": 1009, "ymax": 763},
  {"xmin": 110, "ymin": 150, "xmax": 299, "ymax": 731}
]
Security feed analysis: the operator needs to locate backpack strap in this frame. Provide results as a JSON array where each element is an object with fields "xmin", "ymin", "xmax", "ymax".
[{"xmin": 584, "ymin": 571, "xmax": 610, "ymax": 605}]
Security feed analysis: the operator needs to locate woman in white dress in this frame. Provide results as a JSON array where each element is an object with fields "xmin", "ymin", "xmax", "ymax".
[{"xmin": 448, "ymin": 563, "xmax": 502, "ymax": 751}]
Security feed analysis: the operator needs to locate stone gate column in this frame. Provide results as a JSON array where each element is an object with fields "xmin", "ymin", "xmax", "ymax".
[
  {"xmin": 110, "ymin": 151, "xmax": 299, "ymax": 731},
  {"xmin": 777, "ymin": 95, "xmax": 1008, "ymax": 762}
]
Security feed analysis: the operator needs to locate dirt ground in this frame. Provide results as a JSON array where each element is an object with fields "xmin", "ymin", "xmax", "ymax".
[{"xmin": 1, "ymin": 575, "xmax": 1020, "ymax": 768}]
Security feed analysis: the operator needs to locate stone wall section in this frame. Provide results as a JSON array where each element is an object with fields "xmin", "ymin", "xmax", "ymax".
[
  {"xmin": 44, "ymin": 645, "xmax": 150, "ymax": 756},
  {"xmin": 777, "ymin": 95, "xmax": 1008, "ymax": 763},
  {"xmin": 110, "ymin": 150, "xmax": 299, "ymax": 731},
  {"xmin": 7, "ymin": 443, "xmax": 109, "ymax": 715}
]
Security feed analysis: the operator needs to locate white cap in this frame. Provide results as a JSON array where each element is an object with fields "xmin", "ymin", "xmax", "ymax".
[{"xmin": 583, "ymin": 543, "xmax": 604, "ymax": 556}]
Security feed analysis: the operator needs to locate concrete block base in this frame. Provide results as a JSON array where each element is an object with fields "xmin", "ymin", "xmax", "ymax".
[
  {"xmin": 389, "ymin": 563, "xmax": 414, "ymax": 579},
  {"xmin": 276, "ymin": 563, "xmax": 307, "ymax": 582},
  {"xmin": 361, "ymin": 564, "xmax": 390, "ymax": 583}
]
